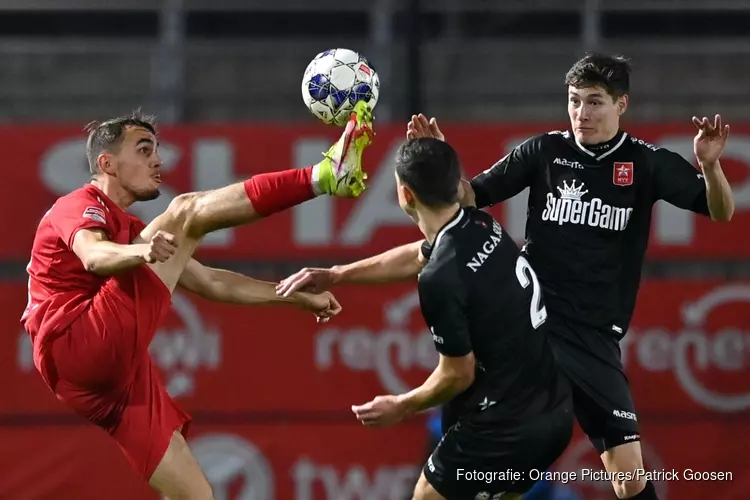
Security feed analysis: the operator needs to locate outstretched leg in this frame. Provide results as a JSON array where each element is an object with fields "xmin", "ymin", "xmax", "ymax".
[{"xmin": 138, "ymin": 102, "xmax": 373, "ymax": 292}]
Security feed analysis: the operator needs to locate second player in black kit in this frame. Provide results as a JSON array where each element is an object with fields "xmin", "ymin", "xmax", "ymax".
[
  {"xmin": 417, "ymin": 205, "xmax": 572, "ymax": 499},
  {"xmin": 470, "ymin": 125, "xmax": 711, "ymax": 453},
  {"xmin": 352, "ymin": 138, "xmax": 573, "ymax": 500}
]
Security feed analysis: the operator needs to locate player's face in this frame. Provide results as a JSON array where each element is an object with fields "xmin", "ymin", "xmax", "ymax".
[
  {"xmin": 568, "ymin": 86, "xmax": 627, "ymax": 145},
  {"xmin": 111, "ymin": 126, "xmax": 163, "ymax": 202}
]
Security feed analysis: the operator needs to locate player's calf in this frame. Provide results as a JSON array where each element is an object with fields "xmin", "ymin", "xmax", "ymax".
[{"xmin": 601, "ymin": 441, "xmax": 658, "ymax": 499}]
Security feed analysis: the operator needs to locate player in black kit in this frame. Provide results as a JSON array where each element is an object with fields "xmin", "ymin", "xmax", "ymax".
[
  {"xmin": 277, "ymin": 54, "xmax": 735, "ymax": 500},
  {"xmin": 402, "ymin": 54, "xmax": 735, "ymax": 500},
  {"xmin": 280, "ymin": 138, "xmax": 573, "ymax": 499}
]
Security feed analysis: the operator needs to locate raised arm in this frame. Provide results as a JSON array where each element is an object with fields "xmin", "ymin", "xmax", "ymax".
[
  {"xmin": 652, "ymin": 115, "xmax": 734, "ymax": 222},
  {"xmin": 405, "ymin": 113, "xmax": 539, "ymax": 209},
  {"xmin": 275, "ymin": 240, "xmax": 426, "ymax": 297},
  {"xmin": 72, "ymin": 229, "xmax": 174, "ymax": 276},
  {"xmin": 178, "ymin": 259, "xmax": 341, "ymax": 320}
]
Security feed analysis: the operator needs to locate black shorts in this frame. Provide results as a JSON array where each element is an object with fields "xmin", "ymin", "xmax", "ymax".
[
  {"xmin": 548, "ymin": 317, "xmax": 641, "ymax": 454},
  {"xmin": 423, "ymin": 398, "xmax": 573, "ymax": 499}
]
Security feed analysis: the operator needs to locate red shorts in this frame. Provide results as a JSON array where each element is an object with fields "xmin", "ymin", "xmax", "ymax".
[{"xmin": 36, "ymin": 265, "xmax": 191, "ymax": 480}]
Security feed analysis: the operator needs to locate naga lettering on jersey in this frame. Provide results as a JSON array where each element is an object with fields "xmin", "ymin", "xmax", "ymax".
[
  {"xmin": 541, "ymin": 180, "xmax": 633, "ymax": 231},
  {"xmin": 466, "ymin": 220, "xmax": 504, "ymax": 273}
]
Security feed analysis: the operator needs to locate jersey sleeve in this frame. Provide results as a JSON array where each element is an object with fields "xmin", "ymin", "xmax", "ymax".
[
  {"xmin": 48, "ymin": 196, "xmax": 114, "ymax": 248},
  {"xmin": 418, "ymin": 257, "xmax": 472, "ymax": 357},
  {"xmin": 652, "ymin": 149, "xmax": 710, "ymax": 216},
  {"xmin": 469, "ymin": 134, "xmax": 542, "ymax": 208}
]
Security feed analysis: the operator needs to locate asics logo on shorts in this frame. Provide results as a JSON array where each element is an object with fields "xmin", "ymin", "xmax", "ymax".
[{"xmin": 612, "ymin": 409, "xmax": 638, "ymax": 421}]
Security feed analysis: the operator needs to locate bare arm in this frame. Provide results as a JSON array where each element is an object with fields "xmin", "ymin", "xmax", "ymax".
[
  {"xmin": 276, "ymin": 241, "xmax": 427, "ymax": 297},
  {"xmin": 178, "ymin": 259, "xmax": 301, "ymax": 305},
  {"xmin": 397, "ymin": 353, "xmax": 476, "ymax": 416},
  {"xmin": 72, "ymin": 229, "xmax": 149, "ymax": 276},
  {"xmin": 331, "ymin": 240, "xmax": 426, "ymax": 284},
  {"xmin": 694, "ymin": 114, "xmax": 734, "ymax": 221},
  {"xmin": 178, "ymin": 258, "xmax": 340, "ymax": 322},
  {"xmin": 702, "ymin": 160, "xmax": 734, "ymax": 222}
]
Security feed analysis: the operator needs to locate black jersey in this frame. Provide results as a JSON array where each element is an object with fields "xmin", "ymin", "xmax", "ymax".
[
  {"xmin": 470, "ymin": 130, "xmax": 709, "ymax": 337},
  {"xmin": 418, "ymin": 207, "xmax": 564, "ymax": 424}
]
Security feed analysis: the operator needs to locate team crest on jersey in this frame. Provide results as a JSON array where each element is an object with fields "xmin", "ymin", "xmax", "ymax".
[
  {"xmin": 613, "ymin": 162, "xmax": 634, "ymax": 186},
  {"xmin": 82, "ymin": 206, "xmax": 106, "ymax": 224}
]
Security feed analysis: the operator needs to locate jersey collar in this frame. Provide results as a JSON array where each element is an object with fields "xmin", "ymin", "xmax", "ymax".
[
  {"xmin": 84, "ymin": 183, "xmax": 127, "ymax": 217},
  {"xmin": 573, "ymin": 130, "xmax": 628, "ymax": 161},
  {"xmin": 432, "ymin": 208, "xmax": 465, "ymax": 253}
]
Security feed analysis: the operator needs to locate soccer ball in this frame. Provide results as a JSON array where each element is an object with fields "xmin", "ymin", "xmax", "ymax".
[{"xmin": 301, "ymin": 48, "xmax": 380, "ymax": 126}]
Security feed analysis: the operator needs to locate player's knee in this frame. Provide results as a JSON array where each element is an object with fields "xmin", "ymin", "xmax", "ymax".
[
  {"xmin": 602, "ymin": 442, "xmax": 646, "ymax": 499},
  {"xmin": 165, "ymin": 193, "xmax": 204, "ymax": 236},
  {"xmin": 612, "ymin": 477, "xmax": 646, "ymax": 498},
  {"xmin": 412, "ymin": 473, "xmax": 444, "ymax": 500},
  {"xmin": 161, "ymin": 475, "xmax": 214, "ymax": 500},
  {"xmin": 193, "ymin": 480, "xmax": 215, "ymax": 500}
]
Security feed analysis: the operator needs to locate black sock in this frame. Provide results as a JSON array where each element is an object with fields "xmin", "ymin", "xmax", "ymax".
[{"xmin": 627, "ymin": 480, "xmax": 658, "ymax": 499}]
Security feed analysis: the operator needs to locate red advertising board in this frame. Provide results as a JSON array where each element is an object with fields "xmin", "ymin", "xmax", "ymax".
[
  {"xmin": 624, "ymin": 280, "xmax": 750, "ymax": 415},
  {"xmin": 0, "ymin": 123, "xmax": 748, "ymax": 261},
  {"xmin": 0, "ymin": 422, "xmax": 428, "ymax": 500},
  {"xmin": 5, "ymin": 280, "xmax": 750, "ymax": 419},
  {"xmin": 0, "ymin": 421, "xmax": 746, "ymax": 499},
  {"xmin": 2, "ymin": 279, "xmax": 749, "ymax": 499}
]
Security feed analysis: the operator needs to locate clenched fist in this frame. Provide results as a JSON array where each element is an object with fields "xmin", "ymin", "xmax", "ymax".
[
  {"xmin": 143, "ymin": 230, "xmax": 177, "ymax": 263},
  {"xmin": 296, "ymin": 290, "xmax": 343, "ymax": 323}
]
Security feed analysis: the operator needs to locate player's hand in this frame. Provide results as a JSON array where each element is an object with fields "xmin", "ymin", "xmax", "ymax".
[
  {"xmin": 143, "ymin": 230, "xmax": 177, "ymax": 263},
  {"xmin": 296, "ymin": 291, "xmax": 342, "ymax": 323},
  {"xmin": 406, "ymin": 114, "xmax": 445, "ymax": 141},
  {"xmin": 276, "ymin": 267, "xmax": 339, "ymax": 297},
  {"xmin": 693, "ymin": 114, "xmax": 730, "ymax": 167},
  {"xmin": 352, "ymin": 395, "xmax": 406, "ymax": 428}
]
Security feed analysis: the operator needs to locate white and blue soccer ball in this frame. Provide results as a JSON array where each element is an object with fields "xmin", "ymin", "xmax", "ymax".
[{"xmin": 301, "ymin": 48, "xmax": 380, "ymax": 126}]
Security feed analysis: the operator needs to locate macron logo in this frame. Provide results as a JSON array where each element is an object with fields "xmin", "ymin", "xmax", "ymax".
[{"xmin": 553, "ymin": 157, "xmax": 584, "ymax": 170}]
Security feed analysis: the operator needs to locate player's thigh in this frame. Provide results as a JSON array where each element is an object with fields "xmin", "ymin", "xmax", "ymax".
[
  {"xmin": 552, "ymin": 337, "xmax": 640, "ymax": 454},
  {"xmin": 113, "ymin": 357, "xmax": 193, "ymax": 479},
  {"xmin": 43, "ymin": 268, "xmax": 172, "ymax": 390},
  {"xmin": 149, "ymin": 430, "xmax": 214, "ymax": 500},
  {"xmin": 134, "ymin": 219, "xmax": 202, "ymax": 293},
  {"xmin": 424, "ymin": 411, "xmax": 571, "ymax": 500}
]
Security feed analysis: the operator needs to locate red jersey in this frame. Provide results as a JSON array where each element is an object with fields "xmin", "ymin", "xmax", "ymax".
[{"xmin": 21, "ymin": 184, "xmax": 146, "ymax": 349}]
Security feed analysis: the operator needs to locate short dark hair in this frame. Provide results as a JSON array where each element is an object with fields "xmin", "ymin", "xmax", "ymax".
[
  {"xmin": 564, "ymin": 53, "xmax": 631, "ymax": 100},
  {"xmin": 85, "ymin": 108, "xmax": 157, "ymax": 175},
  {"xmin": 395, "ymin": 138, "xmax": 461, "ymax": 209}
]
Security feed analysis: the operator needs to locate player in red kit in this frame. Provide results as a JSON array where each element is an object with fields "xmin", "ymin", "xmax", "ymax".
[{"xmin": 20, "ymin": 103, "xmax": 373, "ymax": 500}]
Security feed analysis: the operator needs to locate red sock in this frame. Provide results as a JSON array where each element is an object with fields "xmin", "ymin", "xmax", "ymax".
[{"xmin": 243, "ymin": 167, "xmax": 315, "ymax": 217}]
